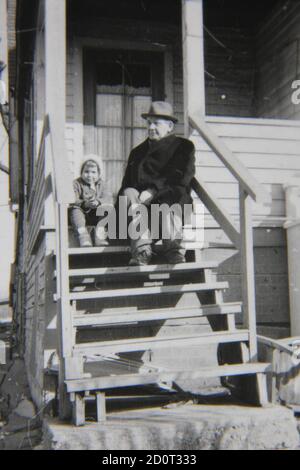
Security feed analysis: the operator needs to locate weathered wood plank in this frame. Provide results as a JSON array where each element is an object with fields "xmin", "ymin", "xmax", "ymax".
[
  {"xmin": 0, "ymin": 340, "xmax": 6, "ymax": 364},
  {"xmin": 65, "ymin": 362, "xmax": 271, "ymax": 393},
  {"xmin": 72, "ymin": 393, "xmax": 85, "ymax": 426},
  {"xmin": 73, "ymin": 302, "xmax": 242, "ymax": 327},
  {"xmin": 182, "ymin": 0, "xmax": 205, "ymax": 134},
  {"xmin": 66, "ymin": 281, "xmax": 229, "ymax": 301},
  {"xmin": 96, "ymin": 392, "xmax": 106, "ymax": 422},
  {"xmin": 66, "ymin": 261, "xmax": 218, "ymax": 278},
  {"xmin": 74, "ymin": 330, "xmax": 249, "ymax": 355},
  {"xmin": 239, "ymin": 186, "xmax": 257, "ymax": 360}
]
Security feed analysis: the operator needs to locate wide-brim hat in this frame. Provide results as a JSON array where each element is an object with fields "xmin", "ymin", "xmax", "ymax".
[{"xmin": 141, "ymin": 101, "xmax": 178, "ymax": 123}]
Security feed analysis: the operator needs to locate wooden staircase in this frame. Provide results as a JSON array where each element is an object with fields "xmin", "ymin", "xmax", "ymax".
[
  {"xmin": 52, "ymin": 242, "xmax": 270, "ymax": 426},
  {"xmin": 37, "ymin": 114, "xmax": 272, "ymax": 426}
]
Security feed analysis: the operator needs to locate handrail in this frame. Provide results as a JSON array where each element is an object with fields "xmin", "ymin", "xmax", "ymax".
[
  {"xmin": 188, "ymin": 113, "xmax": 271, "ymax": 361},
  {"xmin": 189, "ymin": 114, "xmax": 271, "ymax": 204},
  {"xmin": 191, "ymin": 176, "xmax": 240, "ymax": 248},
  {"xmin": 257, "ymin": 335, "xmax": 294, "ymax": 355}
]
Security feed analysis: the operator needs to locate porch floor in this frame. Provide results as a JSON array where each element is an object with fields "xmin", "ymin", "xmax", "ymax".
[{"xmin": 43, "ymin": 402, "xmax": 299, "ymax": 450}]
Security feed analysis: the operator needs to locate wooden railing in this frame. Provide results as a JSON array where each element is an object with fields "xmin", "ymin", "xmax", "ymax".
[
  {"xmin": 190, "ymin": 114, "xmax": 271, "ymax": 360},
  {"xmin": 30, "ymin": 114, "xmax": 75, "ymax": 416}
]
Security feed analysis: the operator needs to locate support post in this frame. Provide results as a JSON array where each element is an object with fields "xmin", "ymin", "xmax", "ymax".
[
  {"xmin": 73, "ymin": 393, "xmax": 85, "ymax": 427},
  {"xmin": 182, "ymin": 0, "xmax": 205, "ymax": 137},
  {"xmin": 96, "ymin": 392, "xmax": 106, "ymax": 422},
  {"xmin": 45, "ymin": 0, "xmax": 66, "ymax": 226},
  {"xmin": 44, "ymin": 0, "xmax": 70, "ymax": 418},
  {"xmin": 284, "ymin": 183, "xmax": 300, "ymax": 336},
  {"xmin": 239, "ymin": 186, "xmax": 257, "ymax": 361}
]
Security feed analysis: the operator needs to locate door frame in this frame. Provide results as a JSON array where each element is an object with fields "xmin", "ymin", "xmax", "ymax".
[{"xmin": 70, "ymin": 38, "xmax": 174, "ymax": 176}]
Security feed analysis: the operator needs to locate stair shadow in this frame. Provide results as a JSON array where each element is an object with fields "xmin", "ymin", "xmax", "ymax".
[{"xmin": 84, "ymin": 385, "xmax": 252, "ymax": 421}]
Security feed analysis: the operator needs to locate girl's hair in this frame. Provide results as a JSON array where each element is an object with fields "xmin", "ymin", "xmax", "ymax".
[{"xmin": 80, "ymin": 154, "xmax": 105, "ymax": 180}]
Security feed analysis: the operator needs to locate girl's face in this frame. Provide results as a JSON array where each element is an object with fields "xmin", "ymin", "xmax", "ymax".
[{"xmin": 81, "ymin": 163, "xmax": 100, "ymax": 184}]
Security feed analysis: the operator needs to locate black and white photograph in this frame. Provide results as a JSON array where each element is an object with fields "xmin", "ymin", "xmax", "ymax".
[{"xmin": 0, "ymin": 0, "xmax": 300, "ymax": 451}]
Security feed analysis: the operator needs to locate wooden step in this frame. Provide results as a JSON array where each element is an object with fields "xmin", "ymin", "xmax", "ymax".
[
  {"xmin": 64, "ymin": 281, "xmax": 228, "ymax": 302},
  {"xmin": 73, "ymin": 302, "xmax": 242, "ymax": 328},
  {"xmin": 73, "ymin": 329, "xmax": 249, "ymax": 355},
  {"xmin": 65, "ymin": 362, "xmax": 271, "ymax": 393},
  {"xmin": 66, "ymin": 261, "xmax": 219, "ymax": 279},
  {"xmin": 67, "ymin": 240, "xmax": 206, "ymax": 257}
]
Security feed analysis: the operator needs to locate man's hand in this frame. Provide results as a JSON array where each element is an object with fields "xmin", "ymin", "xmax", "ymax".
[{"xmin": 139, "ymin": 189, "xmax": 155, "ymax": 205}]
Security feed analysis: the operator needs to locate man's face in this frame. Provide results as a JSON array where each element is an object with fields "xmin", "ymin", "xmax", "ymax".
[{"xmin": 147, "ymin": 117, "xmax": 174, "ymax": 141}]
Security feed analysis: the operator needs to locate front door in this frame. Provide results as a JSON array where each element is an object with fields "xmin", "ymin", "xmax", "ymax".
[{"xmin": 83, "ymin": 49, "xmax": 165, "ymax": 194}]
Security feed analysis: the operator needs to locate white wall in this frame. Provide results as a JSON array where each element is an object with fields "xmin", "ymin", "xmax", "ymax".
[{"xmin": 0, "ymin": 0, "xmax": 15, "ymax": 319}]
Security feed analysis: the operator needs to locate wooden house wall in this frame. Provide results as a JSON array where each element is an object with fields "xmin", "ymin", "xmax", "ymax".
[
  {"xmin": 19, "ymin": 8, "xmax": 300, "ymax": 403},
  {"xmin": 24, "ymin": 238, "xmax": 46, "ymax": 406},
  {"xmin": 255, "ymin": 1, "xmax": 300, "ymax": 119},
  {"xmin": 62, "ymin": 15, "xmax": 300, "ymax": 337}
]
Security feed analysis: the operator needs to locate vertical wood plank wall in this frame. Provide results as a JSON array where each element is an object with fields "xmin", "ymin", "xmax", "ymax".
[{"xmin": 255, "ymin": 2, "xmax": 300, "ymax": 119}]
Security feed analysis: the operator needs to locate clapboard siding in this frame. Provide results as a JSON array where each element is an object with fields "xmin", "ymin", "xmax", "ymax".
[
  {"xmin": 24, "ymin": 239, "xmax": 46, "ymax": 406},
  {"xmin": 65, "ymin": 15, "xmax": 300, "ymax": 227},
  {"xmin": 255, "ymin": 2, "xmax": 300, "ymax": 119},
  {"xmin": 190, "ymin": 117, "xmax": 300, "ymax": 227}
]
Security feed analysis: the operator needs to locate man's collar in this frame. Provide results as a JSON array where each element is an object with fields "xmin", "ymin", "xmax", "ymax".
[{"xmin": 148, "ymin": 133, "xmax": 176, "ymax": 151}]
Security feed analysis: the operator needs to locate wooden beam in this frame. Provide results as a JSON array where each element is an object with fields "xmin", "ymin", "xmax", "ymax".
[
  {"xmin": 239, "ymin": 186, "xmax": 257, "ymax": 360},
  {"xmin": 74, "ymin": 330, "xmax": 249, "ymax": 356},
  {"xmin": 72, "ymin": 393, "xmax": 85, "ymax": 426},
  {"xmin": 73, "ymin": 302, "xmax": 243, "ymax": 328},
  {"xmin": 67, "ymin": 261, "xmax": 219, "ymax": 277},
  {"xmin": 44, "ymin": 0, "xmax": 73, "ymax": 419},
  {"xmin": 0, "ymin": 340, "xmax": 5, "ymax": 364},
  {"xmin": 65, "ymin": 363, "xmax": 271, "ymax": 393},
  {"xmin": 257, "ymin": 335, "xmax": 294, "ymax": 355},
  {"xmin": 66, "ymin": 281, "xmax": 229, "ymax": 301},
  {"xmin": 0, "ymin": 162, "xmax": 9, "ymax": 175},
  {"xmin": 182, "ymin": 0, "xmax": 205, "ymax": 136},
  {"xmin": 96, "ymin": 392, "xmax": 106, "ymax": 423},
  {"xmin": 44, "ymin": 1, "xmax": 74, "ymax": 209}
]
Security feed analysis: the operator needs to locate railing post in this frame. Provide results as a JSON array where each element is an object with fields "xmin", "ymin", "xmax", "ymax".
[
  {"xmin": 45, "ymin": 0, "xmax": 66, "ymax": 226},
  {"xmin": 239, "ymin": 185, "xmax": 257, "ymax": 361},
  {"xmin": 55, "ymin": 202, "xmax": 73, "ymax": 417}
]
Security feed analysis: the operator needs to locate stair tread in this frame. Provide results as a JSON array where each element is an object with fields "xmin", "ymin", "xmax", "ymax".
[
  {"xmin": 65, "ymin": 362, "xmax": 271, "ymax": 393},
  {"xmin": 67, "ymin": 240, "xmax": 206, "ymax": 256},
  {"xmin": 65, "ymin": 281, "xmax": 229, "ymax": 301},
  {"xmin": 67, "ymin": 261, "xmax": 219, "ymax": 277},
  {"xmin": 73, "ymin": 302, "xmax": 242, "ymax": 327},
  {"xmin": 73, "ymin": 329, "xmax": 249, "ymax": 355}
]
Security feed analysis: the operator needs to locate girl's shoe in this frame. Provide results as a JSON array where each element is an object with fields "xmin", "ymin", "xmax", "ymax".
[{"xmin": 78, "ymin": 231, "xmax": 93, "ymax": 247}]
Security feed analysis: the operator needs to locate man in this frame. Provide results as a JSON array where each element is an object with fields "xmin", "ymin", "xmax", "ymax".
[{"xmin": 118, "ymin": 101, "xmax": 195, "ymax": 266}]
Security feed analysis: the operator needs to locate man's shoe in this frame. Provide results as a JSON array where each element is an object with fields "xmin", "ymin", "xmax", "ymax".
[
  {"xmin": 165, "ymin": 252, "xmax": 186, "ymax": 264},
  {"xmin": 129, "ymin": 249, "xmax": 152, "ymax": 266}
]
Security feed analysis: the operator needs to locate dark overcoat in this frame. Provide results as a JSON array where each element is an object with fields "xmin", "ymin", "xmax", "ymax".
[{"xmin": 119, "ymin": 134, "xmax": 195, "ymax": 208}]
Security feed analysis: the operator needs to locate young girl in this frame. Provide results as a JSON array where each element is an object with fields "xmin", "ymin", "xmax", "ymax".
[{"xmin": 69, "ymin": 155, "xmax": 113, "ymax": 247}]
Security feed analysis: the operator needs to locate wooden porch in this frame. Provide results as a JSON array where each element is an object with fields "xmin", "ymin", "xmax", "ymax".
[{"xmin": 12, "ymin": 0, "xmax": 300, "ymax": 423}]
